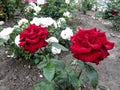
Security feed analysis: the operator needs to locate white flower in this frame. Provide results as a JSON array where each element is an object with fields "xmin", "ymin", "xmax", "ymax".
[
  {"xmin": 91, "ymin": 5, "xmax": 97, "ymax": 11},
  {"xmin": 46, "ymin": 37, "xmax": 59, "ymax": 43},
  {"xmin": 59, "ymin": 17, "xmax": 66, "ymax": 22},
  {"xmin": 14, "ymin": 35, "xmax": 20, "ymax": 46},
  {"xmin": 30, "ymin": 17, "xmax": 40, "ymax": 26},
  {"xmin": 29, "ymin": 2, "xmax": 41, "ymax": 14},
  {"xmin": 30, "ymin": 17, "xmax": 56, "ymax": 27},
  {"xmin": 34, "ymin": 6, "xmax": 41, "ymax": 13},
  {"xmin": 51, "ymin": 46, "xmax": 61, "ymax": 54},
  {"xmin": 65, "ymin": 0, "xmax": 70, "ymax": 4},
  {"xmin": 0, "ymin": 21, "xmax": 4, "ymax": 25},
  {"xmin": 29, "ymin": 2, "xmax": 36, "ymax": 7},
  {"xmin": 18, "ymin": 18, "xmax": 28, "ymax": 26},
  {"xmin": 97, "ymin": 0, "xmax": 107, "ymax": 12},
  {"xmin": 25, "ymin": 5, "xmax": 33, "ymax": 12},
  {"xmin": 57, "ymin": 17, "xmax": 66, "ymax": 27},
  {"xmin": 39, "ymin": 17, "xmax": 56, "ymax": 27},
  {"xmin": 0, "ymin": 27, "xmax": 14, "ymax": 41},
  {"xmin": 63, "ymin": 11, "xmax": 71, "ymax": 18},
  {"xmin": 53, "ymin": 21, "xmax": 57, "ymax": 28},
  {"xmin": 60, "ymin": 27, "xmax": 73, "ymax": 40},
  {"xmin": 37, "ymin": 0, "xmax": 47, "ymax": 5},
  {"xmin": 74, "ymin": 0, "xmax": 78, "ymax": 3},
  {"xmin": 13, "ymin": 25, "xmax": 19, "ymax": 29}
]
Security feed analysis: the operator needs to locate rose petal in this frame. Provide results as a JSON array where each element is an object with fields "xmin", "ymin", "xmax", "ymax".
[
  {"xmin": 70, "ymin": 44, "xmax": 92, "ymax": 54},
  {"xmin": 26, "ymin": 37, "xmax": 40, "ymax": 44},
  {"xmin": 19, "ymin": 41, "xmax": 26, "ymax": 46},
  {"xmin": 104, "ymin": 41, "xmax": 114, "ymax": 50},
  {"xmin": 78, "ymin": 51, "xmax": 101, "ymax": 62}
]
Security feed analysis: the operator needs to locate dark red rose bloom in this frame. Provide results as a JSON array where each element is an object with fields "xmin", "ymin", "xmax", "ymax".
[
  {"xmin": 70, "ymin": 28, "xmax": 114, "ymax": 65},
  {"xmin": 19, "ymin": 24, "xmax": 48, "ymax": 53},
  {"xmin": 111, "ymin": 10, "xmax": 117, "ymax": 15}
]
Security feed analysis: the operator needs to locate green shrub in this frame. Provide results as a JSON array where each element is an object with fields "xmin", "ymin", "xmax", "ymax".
[{"xmin": 0, "ymin": 0, "xmax": 25, "ymax": 19}]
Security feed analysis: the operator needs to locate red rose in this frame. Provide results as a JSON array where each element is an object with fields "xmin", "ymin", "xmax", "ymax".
[
  {"xmin": 111, "ymin": 10, "xmax": 117, "ymax": 15},
  {"xmin": 19, "ymin": 24, "xmax": 48, "ymax": 53},
  {"xmin": 70, "ymin": 28, "xmax": 114, "ymax": 65}
]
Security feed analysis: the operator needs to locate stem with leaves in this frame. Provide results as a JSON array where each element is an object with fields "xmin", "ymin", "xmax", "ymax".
[{"xmin": 41, "ymin": 49, "xmax": 48, "ymax": 62}]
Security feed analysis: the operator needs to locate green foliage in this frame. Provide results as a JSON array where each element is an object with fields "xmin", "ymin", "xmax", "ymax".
[
  {"xmin": 52, "ymin": 42, "xmax": 68, "ymax": 51},
  {"xmin": 34, "ymin": 81, "xmax": 54, "ymax": 90},
  {"xmin": 0, "ymin": 0, "xmax": 25, "ymax": 19},
  {"xmin": 78, "ymin": 0, "xmax": 97, "ymax": 13},
  {"xmin": 51, "ymin": 59, "xmax": 65, "ymax": 70},
  {"xmin": 43, "ymin": 62, "xmax": 55, "ymax": 81},
  {"xmin": 35, "ymin": 55, "xmax": 99, "ymax": 90},
  {"xmin": 111, "ymin": 14, "xmax": 120, "ymax": 31},
  {"xmin": 24, "ymin": 0, "xmax": 75, "ymax": 20},
  {"xmin": 37, "ymin": 60, "xmax": 48, "ymax": 69},
  {"xmin": 39, "ymin": 0, "xmax": 72, "ymax": 19},
  {"xmin": 100, "ymin": 0, "xmax": 120, "ymax": 31},
  {"xmin": 85, "ymin": 64, "xmax": 98, "ymax": 89},
  {"xmin": 98, "ymin": 85, "xmax": 107, "ymax": 90},
  {"xmin": 0, "ymin": 38, "xmax": 5, "ymax": 45}
]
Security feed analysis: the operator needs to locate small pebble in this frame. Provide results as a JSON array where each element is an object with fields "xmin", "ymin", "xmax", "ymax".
[
  {"xmin": 110, "ymin": 33, "xmax": 116, "ymax": 37},
  {"xmin": 39, "ymin": 75, "xmax": 43, "ymax": 78}
]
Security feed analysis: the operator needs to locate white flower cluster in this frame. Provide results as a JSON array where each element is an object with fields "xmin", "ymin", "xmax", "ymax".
[
  {"xmin": 65, "ymin": 0, "xmax": 79, "ymax": 4},
  {"xmin": 97, "ymin": 0, "xmax": 108, "ymax": 12},
  {"xmin": 63, "ymin": 11, "xmax": 72, "ymax": 18},
  {"xmin": 46, "ymin": 37, "xmax": 61, "ymax": 54},
  {"xmin": 57, "ymin": 17, "xmax": 66, "ymax": 27},
  {"xmin": 30, "ymin": 17, "xmax": 57, "ymax": 28},
  {"xmin": 65, "ymin": 0, "xmax": 70, "ymax": 4},
  {"xmin": 18, "ymin": 18, "xmax": 28, "ymax": 27},
  {"xmin": 74, "ymin": 0, "xmax": 79, "ymax": 3},
  {"xmin": 25, "ymin": 3, "xmax": 41, "ymax": 15},
  {"xmin": 60, "ymin": 27, "xmax": 73, "ymax": 40},
  {"xmin": 37, "ymin": 0, "xmax": 47, "ymax": 5},
  {"xmin": 51, "ymin": 46, "xmax": 61, "ymax": 55},
  {"xmin": 0, "ymin": 27, "xmax": 14, "ymax": 41},
  {"xmin": 46, "ymin": 37, "xmax": 59, "ymax": 43}
]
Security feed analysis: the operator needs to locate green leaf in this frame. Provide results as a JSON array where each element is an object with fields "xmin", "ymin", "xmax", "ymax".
[
  {"xmin": 65, "ymin": 66, "xmax": 73, "ymax": 73},
  {"xmin": 52, "ymin": 42, "xmax": 68, "ymax": 51},
  {"xmin": 79, "ymin": 74, "xmax": 89, "ymax": 85},
  {"xmin": 66, "ymin": 54, "xmax": 75, "ymax": 62},
  {"xmin": 98, "ymin": 85, "xmax": 107, "ymax": 90},
  {"xmin": 0, "ymin": 38, "xmax": 6, "ymax": 45},
  {"xmin": 68, "ymin": 71, "xmax": 79, "ymax": 87},
  {"xmin": 51, "ymin": 59, "xmax": 65, "ymax": 70},
  {"xmin": 85, "ymin": 64, "xmax": 98, "ymax": 89},
  {"xmin": 54, "ymin": 69, "xmax": 67, "ymax": 79},
  {"xmin": 43, "ymin": 62, "xmax": 55, "ymax": 82},
  {"xmin": 34, "ymin": 81, "xmax": 54, "ymax": 90},
  {"xmin": 37, "ymin": 60, "xmax": 47, "ymax": 69},
  {"xmin": 34, "ymin": 59, "xmax": 40, "ymax": 64},
  {"xmin": 78, "ymin": 61, "xmax": 85, "ymax": 71}
]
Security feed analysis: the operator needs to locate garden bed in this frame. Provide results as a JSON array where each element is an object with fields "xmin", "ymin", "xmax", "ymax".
[{"xmin": 0, "ymin": 11, "xmax": 120, "ymax": 90}]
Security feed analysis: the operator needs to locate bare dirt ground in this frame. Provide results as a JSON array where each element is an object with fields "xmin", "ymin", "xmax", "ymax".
[{"xmin": 0, "ymin": 11, "xmax": 120, "ymax": 90}]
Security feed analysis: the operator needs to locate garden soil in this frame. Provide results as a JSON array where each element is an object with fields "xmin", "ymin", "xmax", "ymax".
[{"xmin": 0, "ymin": 11, "xmax": 120, "ymax": 90}]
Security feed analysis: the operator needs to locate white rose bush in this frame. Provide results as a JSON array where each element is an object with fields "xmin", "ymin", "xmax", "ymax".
[{"xmin": 0, "ymin": 0, "xmax": 115, "ymax": 90}]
